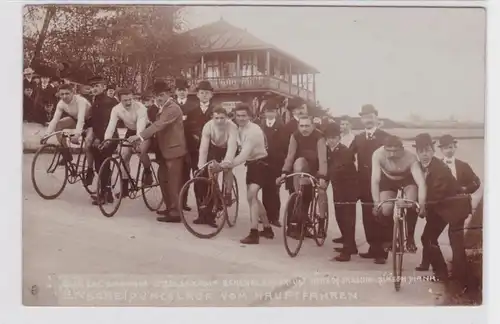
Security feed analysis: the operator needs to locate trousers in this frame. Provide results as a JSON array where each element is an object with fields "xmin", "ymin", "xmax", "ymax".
[{"xmin": 157, "ymin": 156, "xmax": 184, "ymax": 216}]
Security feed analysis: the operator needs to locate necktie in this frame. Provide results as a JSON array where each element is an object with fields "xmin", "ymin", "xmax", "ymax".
[
  {"xmin": 445, "ymin": 160, "xmax": 452, "ymax": 164},
  {"xmin": 367, "ymin": 133, "xmax": 373, "ymax": 140}
]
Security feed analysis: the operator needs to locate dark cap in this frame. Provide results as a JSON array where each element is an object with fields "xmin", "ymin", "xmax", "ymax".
[
  {"xmin": 438, "ymin": 134, "xmax": 457, "ymax": 147},
  {"xmin": 323, "ymin": 122, "xmax": 341, "ymax": 138},
  {"xmin": 175, "ymin": 78, "xmax": 189, "ymax": 90},
  {"xmin": 141, "ymin": 91, "xmax": 155, "ymax": 100},
  {"xmin": 383, "ymin": 135, "xmax": 403, "ymax": 148},
  {"xmin": 359, "ymin": 104, "xmax": 378, "ymax": 116},
  {"xmin": 50, "ymin": 76, "xmax": 61, "ymax": 83},
  {"xmin": 263, "ymin": 99, "xmax": 278, "ymax": 111},
  {"xmin": 413, "ymin": 133, "xmax": 435, "ymax": 149},
  {"xmin": 88, "ymin": 75, "xmax": 106, "ymax": 85},
  {"xmin": 107, "ymin": 83, "xmax": 116, "ymax": 90},
  {"xmin": 196, "ymin": 80, "xmax": 213, "ymax": 92},
  {"xmin": 152, "ymin": 80, "xmax": 170, "ymax": 95}
]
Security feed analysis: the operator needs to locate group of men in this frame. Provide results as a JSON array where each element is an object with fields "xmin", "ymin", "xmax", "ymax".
[{"xmin": 36, "ymin": 72, "xmax": 481, "ymax": 288}]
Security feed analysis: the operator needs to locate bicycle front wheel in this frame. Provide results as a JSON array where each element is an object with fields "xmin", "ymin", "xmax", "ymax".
[
  {"xmin": 312, "ymin": 196, "xmax": 329, "ymax": 246},
  {"xmin": 140, "ymin": 159, "xmax": 163, "ymax": 211},
  {"xmin": 31, "ymin": 144, "xmax": 68, "ymax": 200},
  {"xmin": 223, "ymin": 172, "xmax": 239, "ymax": 227},
  {"xmin": 179, "ymin": 177, "xmax": 227, "ymax": 239},
  {"xmin": 392, "ymin": 217, "xmax": 405, "ymax": 291},
  {"xmin": 96, "ymin": 157, "xmax": 123, "ymax": 218},
  {"xmin": 283, "ymin": 193, "xmax": 306, "ymax": 257}
]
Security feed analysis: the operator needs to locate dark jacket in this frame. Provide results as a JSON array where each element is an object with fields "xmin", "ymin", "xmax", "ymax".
[
  {"xmin": 424, "ymin": 157, "xmax": 469, "ymax": 223},
  {"xmin": 351, "ymin": 128, "xmax": 391, "ymax": 182},
  {"xmin": 283, "ymin": 117, "xmax": 299, "ymax": 146},
  {"xmin": 327, "ymin": 143, "xmax": 358, "ymax": 202},
  {"xmin": 23, "ymin": 94, "xmax": 35, "ymax": 122},
  {"xmin": 260, "ymin": 118, "xmax": 287, "ymax": 174},
  {"xmin": 90, "ymin": 93, "xmax": 119, "ymax": 141},
  {"xmin": 455, "ymin": 159, "xmax": 481, "ymax": 194},
  {"xmin": 140, "ymin": 99, "xmax": 187, "ymax": 161},
  {"xmin": 184, "ymin": 100, "xmax": 214, "ymax": 153}
]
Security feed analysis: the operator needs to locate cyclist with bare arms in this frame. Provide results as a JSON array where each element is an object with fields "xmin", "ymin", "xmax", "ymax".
[{"xmin": 371, "ymin": 135, "xmax": 427, "ymax": 260}]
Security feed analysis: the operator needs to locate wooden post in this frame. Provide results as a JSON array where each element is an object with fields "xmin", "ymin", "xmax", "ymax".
[
  {"xmin": 312, "ymin": 73, "xmax": 316, "ymax": 101},
  {"xmin": 200, "ymin": 55, "xmax": 205, "ymax": 78},
  {"xmin": 236, "ymin": 53, "xmax": 241, "ymax": 77},
  {"xmin": 288, "ymin": 62, "xmax": 292, "ymax": 94},
  {"xmin": 266, "ymin": 51, "xmax": 271, "ymax": 76}
]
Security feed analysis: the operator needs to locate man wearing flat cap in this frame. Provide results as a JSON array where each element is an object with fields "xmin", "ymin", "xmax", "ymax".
[
  {"xmin": 129, "ymin": 80, "xmax": 187, "ymax": 223},
  {"xmin": 349, "ymin": 104, "xmax": 391, "ymax": 261},
  {"xmin": 174, "ymin": 78, "xmax": 196, "ymax": 211},
  {"xmin": 87, "ymin": 75, "xmax": 120, "ymax": 205},
  {"xmin": 413, "ymin": 133, "xmax": 468, "ymax": 285}
]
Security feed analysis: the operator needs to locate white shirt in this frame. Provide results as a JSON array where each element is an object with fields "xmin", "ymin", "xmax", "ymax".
[
  {"xmin": 104, "ymin": 101, "xmax": 149, "ymax": 140},
  {"xmin": 340, "ymin": 132, "xmax": 355, "ymax": 148},
  {"xmin": 365, "ymin": 127, "xmax": 377, "ymax": 139},
  {"xmin": 265, "ymin": 118, "xmax": 276, "ymax": 128},
  {"xmin": 178, "ymin": 98, "xmax": 187, "ymax": 105},
  {"xmin": 46, "ymin": 95, "xmax": 91, "ymax": 135},
  {"xmin": 443, "ymin": 156, "xmax": 457, "ymax": 179},
  {"xmin": 200, "ymin": 102, "xmax": 210, "ymax": 114}
]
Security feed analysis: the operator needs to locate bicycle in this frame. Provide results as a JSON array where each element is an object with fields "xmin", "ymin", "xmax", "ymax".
[
  {"xmin": 95, "ymin": 138, "xmax": 163, "ymax": 217},
  {"xmin": 31, "ymin": 130, "xmax": 94, "ymax": 199},
  {"xmin": 375, "ymin": 187, "xmax": 420, "ymax": 292},
  {"xmin": 179, "ymin": 160, "xmax": 239, "ymax": 239},
  {"xmin": 277, "ymin": 172, "xmax": 329, "ymax": 258}
]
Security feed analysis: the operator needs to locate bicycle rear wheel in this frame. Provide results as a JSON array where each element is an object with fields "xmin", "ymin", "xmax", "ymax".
[
  {"xmin": 283, "ymin": 193, "xmax": 306, "ymax": 257},
  {"xmin": 140, "ymin": 159, "xmax": 163, "ymax": 211},
  {"xmin": 79, "ymin": 153, "xmax": 95, "ymax": 195},
  {"xmin": 31, "ymin": 144, "xmax": 68, "ymax": 200},
  {"xmin": 392, "ymin": 216, "xmax": 405, "ymax": 291},
  {"xmin": 179, "ymin": 177, "xmax": 227, "ymax": 239},
  {"xmin": 96, "ymin": 157, "xmax": 123, "ymax": 217},
  {"xmin": 312, "ymin": 197, "xmax": 329, "ymax": 246},
  {"xmin": 224, "ymin": 172, "xmax": 239, "ymax": 227}
]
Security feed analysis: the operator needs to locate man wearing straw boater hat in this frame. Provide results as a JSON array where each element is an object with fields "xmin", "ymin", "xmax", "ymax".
[
  {"xmin": 349, "ymin": 104, "xmax": 391, "ymax": 264},
  {"xmin": 413, "ymin": 133, "xmax": 468, "ymax": 286}
]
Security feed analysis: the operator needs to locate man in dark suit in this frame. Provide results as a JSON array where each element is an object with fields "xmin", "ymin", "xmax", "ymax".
[
  {"xmin": 438, "ymin": 134, "xmax": 481, "ymax": 214},
  {"xmin": 23, "ymin": 80, "xmax": 35, "ymax": 122},
  {"xmin": 129, "ymin": 81, "xmax": 187, "ymax": 223},
  {"xmin": 87, "ymin": 75, "xmax": 120, "ymax": 205},
  {"xmin": 174, "ymin": 78, "xmax": 197, "ymax": 211},
  {"xmin": 260, "ymin": 100, "xmax": 287, "ymax": 227},
  {"xmin": 414, "ymin": 133, "xmax": 469, "ymax": 284},
  {"xmin": 324, "ymin": 123, "xmax": 359, "ymax": 262},
  {"xmin": 350, "ymin": 104, "xmax": 391, "ymax": 262}
]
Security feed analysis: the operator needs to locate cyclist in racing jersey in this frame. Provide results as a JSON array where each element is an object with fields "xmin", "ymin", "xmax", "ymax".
[
  {"xmin": 44, "ymin": 83, "xmax": 93, "ymax": 181},
  {"xmin": 371, "ymin": 135, "xmax": 427, "ymax": 258},
  {"xmin": 193, "ymin": 106, "xmax": 238, "ymax": 226},
  {"xmin": 276, "ymin": 115, "xmax": 328, "ymax": 239},
  {"xmin": 101, "ymin": 88, "xmax": 152, "ymax": 196}
]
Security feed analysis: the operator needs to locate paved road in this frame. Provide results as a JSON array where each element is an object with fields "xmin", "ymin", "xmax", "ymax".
[{"xmin": 22, "ymin": 154, "xmax": 450, "ymax": 307}]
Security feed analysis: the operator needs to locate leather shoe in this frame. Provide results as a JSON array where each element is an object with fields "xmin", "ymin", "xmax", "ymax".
[
  {"xmin": 374, "ymin": 257, "xmax": 386, "ymax": 264},
  {"xmin": 157, "ymin": 215, "xmax": 181, "ymax": 223},
  {"xmin": 270, "ymin": 220, "xmax": 282, "ymax": 228},
  {"xmin": 333, "ymin": 253, "xmax": 351, "ymax": 262},
  {"xmin": 332, "ymin": 237, "xmax": 343, "ymax": 244},
  {"xmin": 240, "ymin": 230, "xmax": 259, "ymax": 244},
  {"xmin": 156, "ymin": 209, "xmax": 169, "ymax": 216},
  {"xmin": 359, "ymin": 251, "xmax": 376, "ymax": 259},
  {"xmin": 183, "ymin": 205, "xmax": 192, "ymax": 212},
  {"xmin": 415, "ymin": 264, "xmax": 430, "ymax": 271},
  {"xmin": 259, "ymin": 227, "xmax": 275, "ymax": 239}
]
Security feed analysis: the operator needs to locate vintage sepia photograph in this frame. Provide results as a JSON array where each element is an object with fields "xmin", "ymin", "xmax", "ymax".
[{"xmin": 21, "ymin": 2, "xmax": 485, "ymax": 308}]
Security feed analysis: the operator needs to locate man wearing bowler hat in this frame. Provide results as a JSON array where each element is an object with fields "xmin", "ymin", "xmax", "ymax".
[
  {"xmin": 129, "ymin": 80, "xmax": 187, "ymax": 222},
  {"xmin": 174, "ymin": 78, "xmax": 196, "ymax": 211},
  {"xmin": 413, "ymin": 133, "xmax": 468, "ymax": 285},
  {"xmin": 438, "ymin": 134, "xmax": 481, "ymax": 205},
  {"xmin": 349, "ymin": 104, "xmax": 391, "ymax": 262}
]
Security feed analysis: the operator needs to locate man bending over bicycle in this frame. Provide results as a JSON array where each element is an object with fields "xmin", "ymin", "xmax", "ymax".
[
  {"xmin": 43, "ymin": 83, "xmax": 92, "ymax": 181},
  {"xmin": 277, "ymin": 116, "xmax": 328, "ymax": 240},
  {"xmin": 101, "ymin": 88, "xmax": 151, "ymax": 197},
  {"xmin": 195, "ymin": 106, "xmax": 238, "ymax": 225},
  {"xmin": 371, "ymin": 135, "xmax": 426, "ymax": 260}
]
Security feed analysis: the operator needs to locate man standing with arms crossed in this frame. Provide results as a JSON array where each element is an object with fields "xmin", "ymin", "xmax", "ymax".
[
  {"xmin": 350, "ymin": 104, "xmax": 390, "ymax": 260},
  {"xmin": 129, "ymin": 81, "xmax": 187, "ymax": 223}
]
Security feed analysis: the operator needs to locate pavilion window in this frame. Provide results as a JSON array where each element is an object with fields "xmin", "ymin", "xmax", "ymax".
[
  {"xmin": 241, "ymin": 52, "xmax": 254, "ymax": 77},
  {"xmin": 206, "ymin": 58, "xmax": 220, "ymax": 78}
]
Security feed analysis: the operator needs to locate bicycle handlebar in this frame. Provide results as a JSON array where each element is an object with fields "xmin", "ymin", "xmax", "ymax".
[
  {"xmin": 193, "ymin": 160, "xmax": 221, "ymax": 178},
  {"xmin": 277, "ymin": 172, "xmax": 319, "ymax": 186},
  {"xmin": 40, "ymin": 130, "xmax": 79, "ymax": 144},
  {"xmin": 375, "ymin": 198, "xmax": 421, "ymax": 211},
  {"xmin": 99, "ymin": 138, "xmax": 135, "ymax": 149}
]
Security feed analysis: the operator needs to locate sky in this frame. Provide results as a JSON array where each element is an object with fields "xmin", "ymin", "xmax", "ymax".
[{"xmin": 183, "ymin": 6, "xmax": 486, "ymax": 122}]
